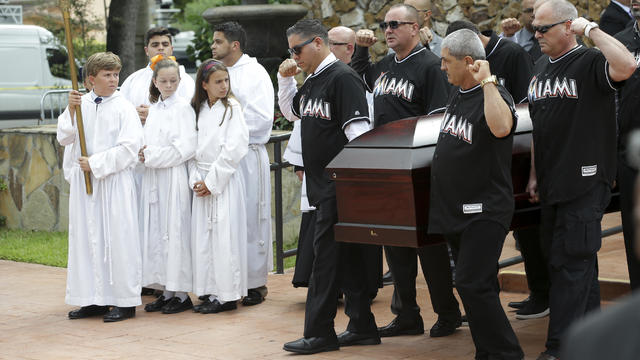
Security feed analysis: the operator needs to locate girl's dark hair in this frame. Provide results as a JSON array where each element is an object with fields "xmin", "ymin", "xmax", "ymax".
[
  {"xmin": 191, "ymin": 59, "xmax": 234, "ymax": 129},
  {"xmin": 149, "ymin": 58, "xmax": 180, "ymax": 104}
]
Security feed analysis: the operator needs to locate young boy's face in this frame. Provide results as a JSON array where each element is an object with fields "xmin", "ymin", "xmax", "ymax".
[
  {"xmin": 89, "ymin": 69, "xmax": 120, "ymax": 97},
  {"xmin": 145, "ymin": 35, "xmax": 173, "ymax": 60}
]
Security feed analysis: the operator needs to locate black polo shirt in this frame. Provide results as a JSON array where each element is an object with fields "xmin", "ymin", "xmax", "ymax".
[
  {"xmin": 614, "ymin": 22, "xmax": 640, "ymax": 163},
  {"xmin": 351, "ymin": 44, "xmax": 451, "ymax": 127},
  {"xmin": 528, "ymin": 45, "xmax": 620, "ymax": 204},
  {"xmin": 292, "ymin": 58, "xmax": 370, "ymax": 206},
  {"xmin": 483, "ymin": 31, "xmax": 534, "ymax": 103},
  {"xmin": 429, "ymin": 84, "xmax": 517, "ymax": 234}
]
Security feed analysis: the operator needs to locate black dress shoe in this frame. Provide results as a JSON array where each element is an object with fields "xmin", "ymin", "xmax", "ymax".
[
  {"xmin": 199, "ymin": 299, "xmax": 237, "ymax": 314},
  {"xmin": 382, "ymin": 270, "xmax": 394, "ymax": 286},
  {"xmin": 144, "ymin": 296, "xmax": 170, "ymax": 312},
  {"xmin": 162, "ymin": 296, "xmax": 193, "ymax": 314},
  {"xmin": 68, "ymin": 305, "xmax": 110, "ymax": 319},
  {"xmin": 141, "ymin": 287, "xmax": 155, "ymax": 296},
  {"xmin": 429, "ymin": 316, "xmax": 462, "ymax": 337},
  {"xmin": 198, "ymin": 294, "xmax": 210, "ymax": 301},
  {"xmin": 283, "ymin": 336, "xmax": 339, "ymax": 354},
  {"xmin": 378, "ymin": 316, "xmax": 424, "ymax": 337},
  {"xmin": 193, "ymin": 298, "xmax": 211, "ymax": 313},
  {"xmin": 242, "ymin": 287, "xmax": 267, "ymax": 306},
  {"xmin": 337, "ymin": 330, "xmax": 381, "ymax": 346},
  {"xmin": 508, "ymin": 296, "xmax": 531, "ymax": 309},
  {"xmin": 103, "ymin": 306, "xmax": 135, "ymax": 322}
]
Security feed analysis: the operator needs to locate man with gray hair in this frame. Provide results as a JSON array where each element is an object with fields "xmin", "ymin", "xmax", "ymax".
[
  {"xmin": 431, "ymin": 28, "xmax": 524, "ymax": 360},
  {"xmin": 526, "ymin": 0, "xmax": 636, "ymax": 359}
]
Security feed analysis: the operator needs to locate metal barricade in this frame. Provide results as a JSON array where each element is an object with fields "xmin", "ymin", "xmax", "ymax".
[{"xmin": 39, "ymin": 88, "xmax": 83, "ymax": 125}]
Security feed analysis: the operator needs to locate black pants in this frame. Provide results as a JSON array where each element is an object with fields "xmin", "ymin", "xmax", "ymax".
[
  {"xmin": 303, "ymin": 198, "xmax": 377, "ymax": 338},
  {"xmin": 385, "ymin": 241, "xmax": 460, "ymax": 322},
  {"xmin": 618, "ymin": 157, "xmax": 640, "ymax": 290},
  {"xmin": 293, "ymin": 211, "xmax": 383, "ymax": 296},
  {"xmin": 447, "ymin": 220, "xmax": 523, "ymax": 360},
  {"xmin": 540, "ymin": 184, "xmax": 611, "ymax": 357},
  {"xmin": 513, "ymin": 226, "xmax": 550, "ymax": 302}
]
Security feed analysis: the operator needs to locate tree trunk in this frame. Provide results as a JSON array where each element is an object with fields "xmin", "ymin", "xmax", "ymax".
[{"xmin": 106, "ymin": 0, "xmax": 141, "ymax": 83}]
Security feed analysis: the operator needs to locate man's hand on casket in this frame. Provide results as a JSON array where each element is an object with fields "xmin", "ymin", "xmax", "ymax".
[
  {"xmin": 279, "ymin": 58, "xmax": 301, "ymax": 77},
  {"xmin": 356, "ymin": 29, "xmax": 377, "ymax": 47}
]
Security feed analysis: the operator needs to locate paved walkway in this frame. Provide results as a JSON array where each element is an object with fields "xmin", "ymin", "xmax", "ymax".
[{"xmin": 0, "ymin": 213, "xmax": 629, "ymax": 359}]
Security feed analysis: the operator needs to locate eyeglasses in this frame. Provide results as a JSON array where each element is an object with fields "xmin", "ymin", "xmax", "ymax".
[
  {"xmin": 329, "ymin": 41, "xmax": 349, "ymax": 46},
  {"xmin": 379, "ymin": 21, "xmax": 415, "ymax": 30},
  {"xmin": 288, "ymin": 37, "xmax": 316, "ymax": 56},
  {"xmin": 532, "ymin": 19, "xmax": 569, "ymax": 34}
]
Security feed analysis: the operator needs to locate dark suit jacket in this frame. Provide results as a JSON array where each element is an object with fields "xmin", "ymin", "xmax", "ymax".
[{"xmin": 600, "ymin": 1, "xmax": 634, "ymax": 36}]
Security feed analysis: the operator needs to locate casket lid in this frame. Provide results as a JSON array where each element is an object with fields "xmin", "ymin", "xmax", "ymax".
[{"xmin": 347, "ymin": 104, "xmax": 532, "ymax": 149}]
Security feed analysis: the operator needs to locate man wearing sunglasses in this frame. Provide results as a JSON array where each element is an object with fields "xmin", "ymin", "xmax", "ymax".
[
  {"xmin": 352, "ymin": 3, "xmax": 463, "ymax": 340},
  {"xmin": 526, "ymin": 1, "xmax": 636, "ymax": 359},
  {"xmin": 500, "ymin": 0, "xmax": 543, "ymax": 61},
  {"xmin": 278, "ymin": 19, "xmax": 379, "ymax": 355}
]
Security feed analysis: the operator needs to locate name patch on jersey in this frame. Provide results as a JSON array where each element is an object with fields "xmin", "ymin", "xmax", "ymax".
[
  {"xmin": 299, "ymin": 95, "xmax": 331, "ymax": 120},
  {"xmin": 528, "ymin": 75, "xmax": 578, "ymax": 102},
  {"xmin": 581, "ymin": 165, "xmax": 597, "ymax": 177},
  {"xmin": 463, "ymin": 203, "xmax": 483, "ymax": 214},
  {"xmin": 440, "ymin": 112, "xmax": 473, "ymax": 144},
  {"xmin": 373, "ymin": 72, "xmax": 415, "ymax": 101}
]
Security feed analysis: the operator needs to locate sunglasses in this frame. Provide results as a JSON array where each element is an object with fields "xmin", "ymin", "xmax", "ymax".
[
  {"xmin": 288, "ymin": 37, "xmax": 316, "ymax": 56},
  {"xmin": 329, "ymin": 41, "xmax": 349, "ymax": 46},
  {"xmin": 532, "ymin": 19, "xmax": 569, "ymax": 34},
  {"xmin": 379, "ymin": 20, "xmax": 415, "ymax": 30},
  {"xmin": 522, "ymin": 7, "xmax": 534, "ymax": 13}
]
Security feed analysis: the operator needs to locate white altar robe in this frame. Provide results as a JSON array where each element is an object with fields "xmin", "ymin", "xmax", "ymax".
[
  {"xmin": 228, "ymin": 54, "xmax": 274, "ymax": 289},
  {"xmin": 139, "ymin": 95, "xmax": 197, "ymax": 292},
  {"xmin": 120, "ymin": 65, "xmax": 195, "ymax": 108},
  {"xmin": 189, "ymin": 98, "xmax": 249, "ymax": 301},
  {"xmin": 57, "ymin": 91, "xmax": 143, "ymax": 307}
]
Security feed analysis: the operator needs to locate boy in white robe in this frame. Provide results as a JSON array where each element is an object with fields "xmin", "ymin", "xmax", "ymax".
[
  {"xmin": 58, "ymin": 52, "xmax": 144, "ymax": 322},
  {"xmin": 211, "ymin": 22, "xmax": 274, "ymax": 305}
]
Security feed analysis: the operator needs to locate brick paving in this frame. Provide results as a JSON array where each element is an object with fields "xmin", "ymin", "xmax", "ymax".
[{"xmin": 0, "ymin": 213, "xmax": 629, "ymax": 359}]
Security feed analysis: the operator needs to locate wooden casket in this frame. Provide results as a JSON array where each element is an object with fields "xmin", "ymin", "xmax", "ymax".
[{"xmin": 326, "ymin": 104, "xmax": 620, "ymax": 247}]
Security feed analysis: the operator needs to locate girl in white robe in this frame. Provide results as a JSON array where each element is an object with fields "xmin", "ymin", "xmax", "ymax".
[
  {"xmin": 189, "ymin": 59, "xmax": 249, "ymax": 314},
  {"xmin": 138, "ymin": 58, "xmax": 197, "ymax": 314}
]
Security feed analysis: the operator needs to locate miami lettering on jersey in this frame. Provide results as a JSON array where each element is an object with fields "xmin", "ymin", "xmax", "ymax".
[
  {"xmin": 440, "ymin": 112, "xmax": 473, "ymax": 144},
  {"xmin": 372, "ymin": 72, "xmax": 415, "ymax": 101},
  {"xmin": 528, "ymin": 75, "xmax": 578, "ymax": 102},
  {"xmin": 299, "ymin": 95, "xmax": 331, "ymax": 120}
]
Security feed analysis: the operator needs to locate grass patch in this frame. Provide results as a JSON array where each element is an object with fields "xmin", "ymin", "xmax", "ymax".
[
  {"xmin": 0, "ymin": 229, "xmax": 68, "ymax": 267},
  {"xmin": 0, "ymin": 228, "xmax": 299, "ymax": 271}
]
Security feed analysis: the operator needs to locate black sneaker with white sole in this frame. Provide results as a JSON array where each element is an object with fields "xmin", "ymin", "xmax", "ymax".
[{"xmin": 515, "ymin": 300, "xmax": 549, "ymax": 320}]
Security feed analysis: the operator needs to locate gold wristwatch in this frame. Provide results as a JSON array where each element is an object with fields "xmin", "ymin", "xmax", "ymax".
[{"xmin": 480, "ymin": 75, "xmax": 498, "ymax": 88}]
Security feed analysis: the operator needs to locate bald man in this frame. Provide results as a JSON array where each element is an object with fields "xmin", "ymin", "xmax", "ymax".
[{"xmin": 328, "ymin": 26, "xmax": 356, "ymax": 64}]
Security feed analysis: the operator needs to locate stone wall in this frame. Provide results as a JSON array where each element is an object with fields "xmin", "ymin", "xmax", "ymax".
[
  {"xmin": 295, "ymin": 0, "xmax": 610, "ymax": 60},
  {"xmin": 0, "ymin": 126, "xmax": 302, "ymax": 247},
  {"xmin": 0, "ymin": 125, "xmax": 68, "ymax": 231}
]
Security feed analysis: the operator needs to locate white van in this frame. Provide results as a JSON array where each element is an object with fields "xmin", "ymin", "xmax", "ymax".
[{"xmin": 0, "ymin": 24, "xmax": 72, "ymax": 120}]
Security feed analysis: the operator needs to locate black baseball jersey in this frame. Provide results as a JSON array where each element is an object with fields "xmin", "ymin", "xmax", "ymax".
[
  {"xmin": 614, "ymin": 22, "xmax": 640, "ymax": 163},
  {"xmin": 292, "ymin": 58, "xmax": 370, "ymax": 206},
  {"xmin": 428, "ymin": 84, "xmax": 517, "ymax": 234},
  {"xmin": 483, "ymin": 31, "xmax": 534, "ymax": 103},
  {"xmin": 528, "ymin": 45, "xmax": 621, "ymax": 204},
  {"xmin": 351, "ymin": 44, "xmax": 451, "ymax": 127}
]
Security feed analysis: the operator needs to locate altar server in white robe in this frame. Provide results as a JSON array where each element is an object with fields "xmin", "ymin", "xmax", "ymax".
[
  {"xmin": 57, "ymin": 52, "xmax": 143, "ymax": 322},
  {"xmin": 137, "ymin": 58, "xmax": 197, "ymax": 314},
  {"xmin": 211, "ymin": 21, "xmax": 274, "ymax": 305},
  {"xmin": 189, "ymin": 59, "xmax": 250, "ymax": 314}
]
